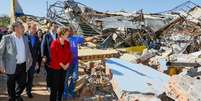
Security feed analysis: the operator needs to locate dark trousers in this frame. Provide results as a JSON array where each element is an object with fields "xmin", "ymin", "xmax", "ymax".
[
  {"xmin": 7, "ymin": 62, "xmax": 27, "ymax": 101},
  {"xmin": 45, "ymin": 64, "xmax": 50, "ymax": 87},
  {"xmin": 26, "ymin": 65, "xmax": 35, "ymax": 94},
  {"xmin": 49, "ymin": 68, "xmax": 66, "ymax": 101},
  {"xmin": 37, "ymin": 56, "xmax": 42, "ymax": 73}
]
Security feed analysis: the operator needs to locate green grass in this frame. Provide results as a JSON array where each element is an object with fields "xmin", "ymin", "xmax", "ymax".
[{"xmin": 0, "ymin": 16, "xmax": 10, "ymax": 27}]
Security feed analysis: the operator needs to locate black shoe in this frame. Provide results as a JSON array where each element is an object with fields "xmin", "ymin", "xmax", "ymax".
[
  {"xmin": 36, "ymin": 68, "xmax": 40, "ymax": 74},
  {"xmin": 16, "ymin": 96, "xmax": 23, "ymax": 101},
  {"xmin": 27, "ymin": 93, "xmax": 33, "ymax": 98},
  {"xmin": 8, "ymin": 98, "xmax": 15, "ymax": 101}
]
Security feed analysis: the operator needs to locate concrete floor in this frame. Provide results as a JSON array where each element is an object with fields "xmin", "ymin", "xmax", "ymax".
[{"xmin": 0, "ymin": 70, "xmax": 50, "ymax": 101}]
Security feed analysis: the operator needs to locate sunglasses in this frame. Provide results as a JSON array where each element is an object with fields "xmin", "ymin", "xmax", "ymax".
[{"xmin": 61, "ymin": 31, "xmax": 65, "ymax": 36}]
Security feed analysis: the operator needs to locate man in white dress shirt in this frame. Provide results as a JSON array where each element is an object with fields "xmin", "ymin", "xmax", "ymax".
[{"xmin": 0, "ymin": 21, "xmax": 32, "ymax": 101}]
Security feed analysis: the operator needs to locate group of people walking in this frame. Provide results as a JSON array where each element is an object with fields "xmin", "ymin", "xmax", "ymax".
[{"xmin": 0, "ymin": 21, "xmax": 84, "ymax": 101}]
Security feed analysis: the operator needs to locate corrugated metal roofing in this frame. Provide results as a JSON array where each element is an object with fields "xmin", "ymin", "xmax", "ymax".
[{"xmin": 106, "ymin": 58, "xmax": 170, "ymax": 98}]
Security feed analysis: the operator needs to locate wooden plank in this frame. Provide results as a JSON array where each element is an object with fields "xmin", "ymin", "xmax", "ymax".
[
  {"xmin": 79, "ymin": 49, "xmax": 118, "ymax": 57},
  {"xmin": 78, "ymin": 49, "xmax": 119, "ymax": 61}
]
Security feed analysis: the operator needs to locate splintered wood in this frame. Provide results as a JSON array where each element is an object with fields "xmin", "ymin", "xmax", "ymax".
[
  {"xmin": 166, "ymin": 75, "xmax": 201, "ymax": 101},
  {"xmin": 78, "ymin": 49, "xmax": 119, "ymax": 61}
]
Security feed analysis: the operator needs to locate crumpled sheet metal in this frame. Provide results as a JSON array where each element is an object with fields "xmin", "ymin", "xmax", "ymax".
[{"xmin": 106, "ymin": 58, "xmax": 170, "ymax": 100}]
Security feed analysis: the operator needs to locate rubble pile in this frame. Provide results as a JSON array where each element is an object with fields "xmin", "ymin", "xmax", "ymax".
[
  {"xmin": 76, "ymin": 60, "xmax": 117, "ymax": 101},
  {"xmin": 2, "ymin": 0, "xmax": 201, "ymax": 101},
  {"xmin": 166, "ymin": 75, "xmax": 201, "ymax": 101},
  {"xmin": 45, "ymin": 1, "xmax": 201, "ymax": 101}
]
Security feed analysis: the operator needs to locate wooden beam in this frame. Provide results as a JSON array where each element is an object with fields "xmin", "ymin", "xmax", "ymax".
[
  {"xmin": 166, "ymin": 62, "xmax": 201, "ymax": 67},
  {"xmin": 10, "ymin": 0, "xmax": 16, "ymax": 23}
]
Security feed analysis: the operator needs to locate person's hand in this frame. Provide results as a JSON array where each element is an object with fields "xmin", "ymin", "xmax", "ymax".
[
  {"xmin": 59, "ymin": 63, "xmax": 66, "ymax": 70},
  {"xmin": 0, "ymin": 67, "xmax": 5, "ymax": 74},
  {"xmin": 64, "ymin": 63, "xmax": 70, "ymax": 70},
  {"xmin": 60, "ymin": 63, "xmax": 70, "ymax": 70},
  {"xmin": 42, "ymin": 57, "xmax": 47, "ymax": 63}
]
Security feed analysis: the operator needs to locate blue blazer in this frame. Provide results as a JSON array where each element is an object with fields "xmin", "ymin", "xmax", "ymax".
[{"xmin": 26, "ymin": 33, "xmax": 41, "ymax": 66}]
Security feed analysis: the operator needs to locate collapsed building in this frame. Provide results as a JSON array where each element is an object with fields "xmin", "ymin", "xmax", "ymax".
[
  {"xmin": 2, "ymin": 0, "xmax": 201, "ymax": 101},
  {"xmin": 33, "ymin": 0, "xmax": 201, "ymax": 101},
  {"xmin": 46, "ymin": 0, "xmax": 178, "ymax": 49}
]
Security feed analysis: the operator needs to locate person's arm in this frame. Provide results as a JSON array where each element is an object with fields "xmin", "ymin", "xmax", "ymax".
[
  {"xmin": 50, "ymin": 41, "xmax": 58, "ymax": 68},
  {"xmin": 36, "ymin": 37, "xmax": 41, "ymax": 71},
  {"xmin": 41, "ymin": 35, "xmax": 47, "ymax": 62},
  {"xmin": 25, "ymin": 35, "xmax": 33, "ymax": 69},
  {"xmin": 77, "ymin": 35, "xmax": 85, "ymax": 45},
  {"xmin": 63, "ymin": 42, "xmax": 73, "ymax": 69},
  {"xmin": 0, "ymin": 36, "xmax": 6, "ymax": 73},
  {"xmin": 41, "ymin": 35, "xmax": 46, "ymax": 57},
  {"xmin": 68, "ymin": 46, "xmax": 73, "ymax": 64},
  {"xmin": 36, "ymin": 37, "xmax": 41, "ymax": 61}
]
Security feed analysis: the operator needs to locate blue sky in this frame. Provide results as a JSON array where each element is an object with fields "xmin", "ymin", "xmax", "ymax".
[{"xmin": 0, "ymin": 0, "xmax": 201, "ymax": 17}]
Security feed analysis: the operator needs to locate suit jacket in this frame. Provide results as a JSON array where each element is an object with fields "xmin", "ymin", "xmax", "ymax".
[
  {"xmin": 26, "ymin": 33, "xmax": 41, "ymax": 66},
  {"xmin": 0, "ymin": 33, "xmax": 33, "ymax": 74},
  {"xmin": 41, "ymin": 32, "xmax": 58, "ymax": 63}
]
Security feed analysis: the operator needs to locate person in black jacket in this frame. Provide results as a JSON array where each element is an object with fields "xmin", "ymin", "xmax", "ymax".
[
  {"xmin": 41, "ymin": 22, "xmax": 58, "ymax": 89},
  {"xmin": 35, "ymin": 29, "xmax": 43, "ymax": 73},
  {"xmin": 26, "ymin": 22, "xmax": 41, "ymax": 98}
]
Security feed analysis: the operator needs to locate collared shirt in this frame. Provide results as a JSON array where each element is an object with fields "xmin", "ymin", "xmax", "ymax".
[
  {"xmin": 13, "ymin": 33, "xmax": 26, "ymax": 64},
  {"xmin": 50, "ymin": 32, "xmax": 56, "ymax": 40},
  {"xmin": 29, "ymin": 33, "xmax": 37, "ymax": 47}
]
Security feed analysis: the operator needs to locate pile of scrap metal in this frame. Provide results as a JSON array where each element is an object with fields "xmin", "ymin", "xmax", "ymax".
[
  {"xmin": 13, "ymin": 1, "xmax": 201, "ymax": 100},
  {"xmin": 156, "ymin": 1, "xmax": 201, "ymax": 54},
  {"xmin": 119, "ymin": 1, "xmax": 201, "ymax": 70},
  {"xmin": 47, "ymin": 0, "xmax": 177, "ymax": 49},
  {"xmin": 103, "ymin": 2, "xmax": 201, "ymax": 101},
  {"xmin": 9, "ymin": 0, "xmax": 201, "ymax": 50}
]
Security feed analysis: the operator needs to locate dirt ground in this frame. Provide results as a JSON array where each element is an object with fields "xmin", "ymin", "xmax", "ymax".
[{"xmin": 0, "ymin": 68, "xmax": 80, "ymax": 101}]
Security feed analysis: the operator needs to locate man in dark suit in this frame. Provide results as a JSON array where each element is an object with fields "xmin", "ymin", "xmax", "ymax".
[
  {"xmin": 41, "ymin": 22, "xmax": 58, "ymax": 88},
  {"xmin": 26, "ymin": 22, "xmax": 41, "ymax": 98}
]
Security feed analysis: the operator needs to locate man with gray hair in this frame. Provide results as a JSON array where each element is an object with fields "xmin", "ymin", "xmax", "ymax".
[{"xmin": 0, "ymin": 21, "xmax": 33, "ymax": 101}]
